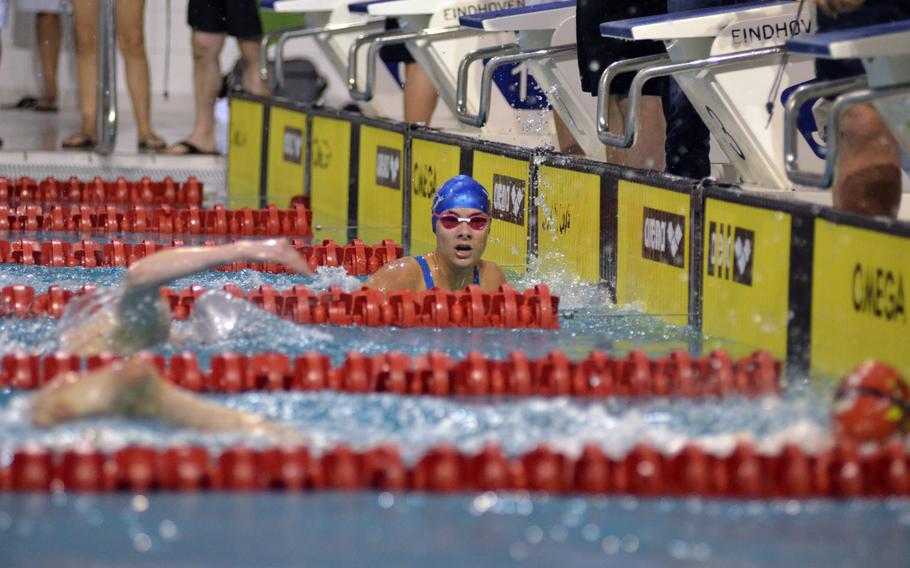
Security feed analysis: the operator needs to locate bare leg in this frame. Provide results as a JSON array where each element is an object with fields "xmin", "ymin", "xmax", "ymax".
[
  {"xmin": 604, "ymin": 95, "xmax": 667, "ymax": 171},
  {"xmin": 553, "ymin": 112, "xmax": 584, "ymax": 156},
  {"xmin": 35, "ymin": 12, "xmax": 61, "ymax": 105},
  {"xmin": 403, "ymin": 62, "xmax": 438, "ymax": 124},
  {"xmin": 166, "ymin": 30, "xmax": 224, "ymax": 154},
  {"xmin": 832, "ymin": 103, "xmax": 901, "ymax": 218},
  {"xmin": 67, "ymin": 0, "xmax": 99, "ymax": 144},
  {"xmin": 31, "ymin": 358, "xmax": 297, "ymax": 440},
  {"xmin": 237, "ymin": 37, "xmax": 269, "ymax": 96},
  {"xmin": 116, "ymin": 0, "xmax": 163, "ymax": 149}
]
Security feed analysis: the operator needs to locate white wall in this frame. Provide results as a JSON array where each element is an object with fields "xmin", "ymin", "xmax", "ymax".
[{"xmin": 0, "ymin": 0, "xmax": 240, "ymax": 99}]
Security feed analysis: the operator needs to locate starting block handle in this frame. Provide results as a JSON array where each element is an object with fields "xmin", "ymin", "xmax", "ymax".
[
  {"xmin": 782, "ymin": 77, "xmax": 910, "ymax": 189},
  {"xmin": 455, "ymin": 43, "xmax": 521, "ymax": 127},
  {"xmin": 261, "ymin": 20, "xmax": 386, "ymax": 90},
  {"xmin": 598, "ymin": 46, "xmax": 783, "ymax": 151},
  {"xmin": 456, "ymin": 44, "xmax": 576, "ymax": 127},
  {"xmin": 596, "ymin": 54, "xmax": 670, "ymax": 148},
  {"xmin": 347, "ymin": 26, "xmax": 478, "ymax": 102}
]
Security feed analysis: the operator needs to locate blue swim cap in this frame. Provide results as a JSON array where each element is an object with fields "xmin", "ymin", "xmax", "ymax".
[{"xmin": 431, "ymin": 175, "xmax": 491, "ymax": 232}]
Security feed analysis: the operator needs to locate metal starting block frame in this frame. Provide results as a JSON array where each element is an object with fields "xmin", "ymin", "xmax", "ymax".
[
  {"xmin": 259, "ymin": 0, "xmax": 403, "ymax": 119},
  {"xmin": 348, "ymin": 0, "xmax": 559, "ymax": 144},
  {"xmin": 457, "ymin": 2, "xmax": 607, "ymax": 156},
  {"xmin": 598, "ymin": 0, "xmax": 819, "ymax": 190},
  {"xmin": 785, "ymin": 20, "xmax": 910, "ymax": 189}
]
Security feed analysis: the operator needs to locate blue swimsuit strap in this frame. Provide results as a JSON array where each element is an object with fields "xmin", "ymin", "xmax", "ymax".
[
  {"xmin": 415, "ymin": 256, "xmax": 435, "ymax": 290},
  {"xmin": 415, "ymin": 256, "xmax": 481, "ymax": 289}
]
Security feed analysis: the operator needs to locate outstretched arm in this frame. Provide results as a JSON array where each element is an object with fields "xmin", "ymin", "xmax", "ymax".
[
  {"xmin": 31, "ymin": 358, "xmax": 303, "ymax": 441},
  {"xmin": 123, "ymin": 239, "xmax": 314, "ymax": 295}
]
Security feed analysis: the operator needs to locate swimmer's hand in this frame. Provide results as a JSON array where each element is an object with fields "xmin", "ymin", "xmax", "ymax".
[
  {"xmin": 814, "ymin": 0, "xmax": 864, "ymax": 17},
  {"xmin": 236, "ymin": 239, "xmax": 314, "ymax": 276}
]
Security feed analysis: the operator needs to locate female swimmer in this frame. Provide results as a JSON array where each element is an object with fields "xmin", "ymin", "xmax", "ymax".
[{"xmin": 366, "ymin": 175, "xmax": 506, "ymax": 292}]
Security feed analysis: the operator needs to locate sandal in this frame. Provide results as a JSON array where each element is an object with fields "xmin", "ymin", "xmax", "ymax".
[
  {"xmin": 62, "ymin": 133, "xmax": 96, "ymax": 150},
  {"xmin": 166, "ymin": 140, "xmax": 218, "ymax": 156},
  {"xmin": 1, "ymin": 96, "xmax": 38, "ymax": 110},
  {"xmin": 138, "ymin": 136, "xmax": 167, "ymax": 153}
]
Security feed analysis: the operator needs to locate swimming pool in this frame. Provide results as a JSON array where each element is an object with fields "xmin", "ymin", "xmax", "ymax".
[{"xmin": 0, "ymin": 241, "xmax": 908, "ymax": 567}]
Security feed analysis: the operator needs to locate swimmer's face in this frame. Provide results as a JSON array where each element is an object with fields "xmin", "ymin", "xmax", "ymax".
[{"xmin": 434, "ymin": 207, "xmax": 490, "ymax": 268}]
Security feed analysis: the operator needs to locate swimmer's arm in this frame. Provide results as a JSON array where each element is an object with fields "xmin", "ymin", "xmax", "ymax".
[
  {"xmin": 122, "ymin": 239, "xmax": 313, "ymax": 295},
  {"xmin": 481, "ymin": 261, "xmax": 507, "ymax": 292},
  {"xmin": 364, "ymin": 257, "xmax": 422, "ymax": 292},
  {"xmin": 32, "ymin": 358, "xmax": 302, "ymax": 441}
]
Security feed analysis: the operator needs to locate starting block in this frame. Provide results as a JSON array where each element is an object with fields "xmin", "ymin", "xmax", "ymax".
[
  {"xmin": 348, "ymin": 0, "xmax": 559, "ymax": 144},
  {"xmin": 599, "ymin": 1, "xmax": 819, "ymax": 189},
  {"xmin": 260, "ymin": 0, "xmax": 403, "ymax": 119},
  {"xmin": 457, "ymin": 1, "xmax": 603, "ymax": 156},
  {"xmin": 785, "ymin": 20, "xmax": 910, "ymax": 190}
]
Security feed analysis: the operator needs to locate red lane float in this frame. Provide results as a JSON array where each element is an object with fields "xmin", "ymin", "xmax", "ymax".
[
  {"xmin": 0, "ymin": 282, "xmax": 558, "ymax": 328},
  {"xmin": 0, "ymin": 238, "xmax": 402, "ymax": 274},
  {"xmin": 0, "ymin": 203, "xmax": 312, "ymax": 238},
  {"xmin": 0, "ymin": 175, "xmax": 203, "ymax": 206},
  {"xmin": 0, "ymin": 348, "xmax": 778, "ymax": 396},
  {"xmin": 1, "ymin": 439, "xmax": 907, "ymax": 496}
]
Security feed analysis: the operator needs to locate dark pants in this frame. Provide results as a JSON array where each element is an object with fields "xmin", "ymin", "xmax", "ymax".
[{"xmin": 664, "ymin": 0, "xmax": 753, "ymax": 179}]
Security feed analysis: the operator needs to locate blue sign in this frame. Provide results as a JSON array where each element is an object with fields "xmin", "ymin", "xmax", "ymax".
[{"xmin": 489, "ymin": 60, "xmax": 550, "ymax": 110}]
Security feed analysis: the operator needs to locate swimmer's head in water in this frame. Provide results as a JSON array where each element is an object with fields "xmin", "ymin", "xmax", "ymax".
[{"xmin": 431, "ymin": 175, "xmax": 491, "ymax": 232}]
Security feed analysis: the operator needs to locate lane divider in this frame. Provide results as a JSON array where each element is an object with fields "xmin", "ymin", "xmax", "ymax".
[
  {"xmin": 0, "ymin": 282, "xmax": 559, "ymax": 329},
  {"xmin": 0, "ymin": 175, "xmax": 203, "ymax": 206},
  {"xmin": 0, "ymin": 203, "xmax": 312, "ymax": 238},
  {"xmin": 2, "ymin": 438, "xmax": 905, "ymax": 496},
  {"xmin": 0, "ymin": 238, "xmax": 401, "ymax": 273},
  {"xmin": 1, "ymin": 348, "xmax": 775, "ymax": 395}
]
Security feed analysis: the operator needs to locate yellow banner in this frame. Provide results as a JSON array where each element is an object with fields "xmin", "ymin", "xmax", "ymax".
[
  {"xmin": 471, "ymin": 151, "xmax": 529, "ymax": 270},
  {"xmin": 356, "ymin": 125, "xmax": 405, "ymax": 244},
  {"xmin": 265, "ymin": 106, "xmax": 307, "ymax": 208},
  {"xmin": 616, "ymin": 181, "xmax": 689, "ymax": 325},
  {"xmin": 409, "ymin": 138, "xmax": 462, "ymax": 256},
  {"xmin": 537, "ymin": 166, "xmax": 600, "ymax": 282},
  {"xmin": 812, "ymin": 219, "xmax": 910, "ymax": 376},
  {"xmin": 310, "ymin": 116, "xmax": 352, "ymax": 243},
  {"xmin": 227, "ymin": 98, "xmax": 265, "ymax": 209},
  {"xmin": 702, "ymin": 199, "xmax": 791, "ymax": 359}
]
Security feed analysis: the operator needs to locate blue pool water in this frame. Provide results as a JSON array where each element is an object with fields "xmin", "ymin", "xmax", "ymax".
[
  {"xmin": 2, "ymin": 493, "xmax": 910, "ymax": 567},
  {"xmin": 0, "ymin": 263, "xmax": 713, "ymax": 365},
  {"xmin": 2, "ymin": 261, "xmax": 907, "ymax": 567}
]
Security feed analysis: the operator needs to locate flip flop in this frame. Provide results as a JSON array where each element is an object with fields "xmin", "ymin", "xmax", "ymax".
[
  {"xmin": 1, "ymin": 96, "xmax": 38, "ymax": 110},
  {"xmin": 167, "ymin": 140, "xmax": 218, "ymax": 155},
  {"xmin": 62, "ymin": 134, "xmax": 96, "ymax": 150}
]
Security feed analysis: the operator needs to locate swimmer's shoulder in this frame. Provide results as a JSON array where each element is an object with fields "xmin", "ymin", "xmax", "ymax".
[
  {"xmin": 364, "ymin": 256, "xmax": 425, "ymax": 292},
  {"xmin": 479, "ymin": 260, "xmax": 506, "ymax": 292}
]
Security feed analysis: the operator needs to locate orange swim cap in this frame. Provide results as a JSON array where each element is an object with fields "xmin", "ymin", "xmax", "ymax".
[{"xmin": 832, "ymin": 361, "xmax": 910, "ymax": 444}]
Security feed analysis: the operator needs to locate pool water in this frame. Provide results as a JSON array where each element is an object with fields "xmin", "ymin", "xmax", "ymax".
[
  {"xmin": 1, "ymin": 259, "xmax": 908, "ymax": 567},
  {"xmin": 2, "ymin": 493, "xmax": 910, "ymax": 568}
]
